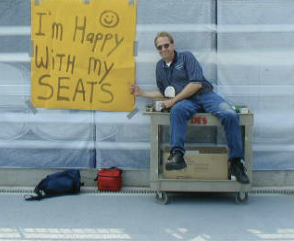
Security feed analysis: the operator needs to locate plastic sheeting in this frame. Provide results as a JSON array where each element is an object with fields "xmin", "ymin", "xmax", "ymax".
[
  {"xmin": 0, "ymin": 0, "xmax": 294, "ymax": 170},
  {"xmin": 217, "ymin": 0, "xmax": 294, "ymax": 169}
]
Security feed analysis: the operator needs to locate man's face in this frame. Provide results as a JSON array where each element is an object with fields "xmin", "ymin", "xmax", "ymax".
[{"xmin": 156, "ymin": 36, "xmax": 175, "ymax": 62}]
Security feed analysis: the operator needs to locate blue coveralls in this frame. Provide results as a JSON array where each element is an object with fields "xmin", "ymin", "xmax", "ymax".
[{"xmin": 156, "ymin": 51, "xmax": 243, "ymax": 161}]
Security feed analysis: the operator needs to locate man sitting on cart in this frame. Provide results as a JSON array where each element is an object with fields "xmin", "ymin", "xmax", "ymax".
[{"xmin": 130, "ymin": 32, "xmax": 249, "ymax": 184}]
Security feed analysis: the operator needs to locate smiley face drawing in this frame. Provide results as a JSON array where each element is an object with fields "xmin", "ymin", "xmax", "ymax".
[{"xmin": 100, "ymin": 10, "xmax": 119, "ymax": 28}]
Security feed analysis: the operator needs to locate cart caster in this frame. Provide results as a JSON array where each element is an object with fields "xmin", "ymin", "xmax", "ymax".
[
  {"xmin": 235, "ymin": 192, "xmax": 248, "ymax": 204},
  {"xmin": 156, "ymin": 192, "xmax": 168, "ymax": 204}
]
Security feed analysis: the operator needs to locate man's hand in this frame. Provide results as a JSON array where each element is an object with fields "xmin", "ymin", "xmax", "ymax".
[
  {"xmin": 130, "ymin": 84, "xmax": 142, "ymax": 96},
  {"xmin": 130, "ymin": 84, "xmax": 164, "ymax": 98},
  {"xmin": 162, "ymin": 98, "xmax": 176, "ymax": 109}
]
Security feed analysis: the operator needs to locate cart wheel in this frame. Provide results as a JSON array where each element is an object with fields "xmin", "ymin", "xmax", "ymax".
[
  {"xmin": 235, "ymin": 192, "xmax": 248, "ymax": 204},
  {"xmin": 156, "ymin": 192, "xmax": 168, "ymax": 204}
]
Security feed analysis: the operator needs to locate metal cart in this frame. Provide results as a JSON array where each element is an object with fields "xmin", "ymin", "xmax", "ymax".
[{"xmin": 145, "ymin": 112, "xmax": 253, "ymax": 204}]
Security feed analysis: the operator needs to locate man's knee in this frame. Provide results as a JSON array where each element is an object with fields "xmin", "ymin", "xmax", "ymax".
[{"xmin": 171, "ymin": 101, "xmax": 191, "ymax": 119}]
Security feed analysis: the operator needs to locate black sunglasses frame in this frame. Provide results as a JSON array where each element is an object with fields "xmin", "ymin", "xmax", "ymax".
[{"xmin": 157, "ymin": 43, "xmax": 170, "ymax": 51}]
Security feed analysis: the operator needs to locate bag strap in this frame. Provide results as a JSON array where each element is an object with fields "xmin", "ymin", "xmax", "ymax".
[
  {"xmin": 110, "ymin": 167, "xmax": 122, "ymax": 174},
  {"xmin": 24, "ymin": 193, "xmax": 43, "ymax": 201},
  {"xmin": 23, "ymin": 186, "xmax": 45, "ymax": 201}
]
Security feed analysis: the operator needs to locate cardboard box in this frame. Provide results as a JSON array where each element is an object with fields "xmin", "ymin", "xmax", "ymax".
[
  {"xmin": 162, "ymin": 146, "xmax": 229, "ymax": 180},
  {"xmin": 153, "ymin": 97, "xmax": 168, "ymax": 112}
]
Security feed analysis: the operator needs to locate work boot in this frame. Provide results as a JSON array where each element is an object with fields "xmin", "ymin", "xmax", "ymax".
[
  {"xmin": 165, "ymin": 151, "xmax": 187, "ymax": 171},
  {"xmin": 230, "ymin": 159, "xmax": 250, "ymax": 184}
]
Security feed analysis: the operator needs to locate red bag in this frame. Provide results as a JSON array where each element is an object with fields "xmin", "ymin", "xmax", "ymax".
[{"xmin": 95, "ymin": 168, "xmax": 122, "ymax": 191}]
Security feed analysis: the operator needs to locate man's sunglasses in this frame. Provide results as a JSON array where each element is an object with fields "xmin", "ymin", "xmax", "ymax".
[{"xmin": 156, "ymin": 43, "xmax": 170, "ymax": 51}]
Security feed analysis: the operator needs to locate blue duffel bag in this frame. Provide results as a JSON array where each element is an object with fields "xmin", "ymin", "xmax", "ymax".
[{"xmin": 24, "ymin": 169, "xmax": 83, "ymax": 201}]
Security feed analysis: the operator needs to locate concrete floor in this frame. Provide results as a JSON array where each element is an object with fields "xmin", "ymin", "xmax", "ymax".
[{"xmin": 0, "ymin": 191, "xmax": 294, "ymax": 241}]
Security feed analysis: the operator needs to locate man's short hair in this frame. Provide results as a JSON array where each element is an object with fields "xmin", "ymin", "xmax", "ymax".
[{"xmin": 154, "ymin": 32, "xmax": 174, "ymax": 47}]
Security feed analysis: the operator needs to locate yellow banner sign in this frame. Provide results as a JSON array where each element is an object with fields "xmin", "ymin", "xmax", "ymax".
[{"xmin": 31, "ymin": 0, "xmax": 136, "ymax": 111}]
